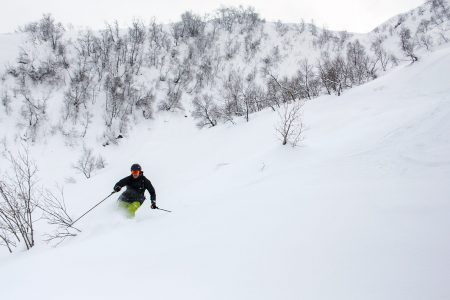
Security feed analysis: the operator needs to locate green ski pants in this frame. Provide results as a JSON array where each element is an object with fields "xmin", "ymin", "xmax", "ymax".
[{"xmin": 118, "ymin": 201, "xmax": 141, "ymax": 217}]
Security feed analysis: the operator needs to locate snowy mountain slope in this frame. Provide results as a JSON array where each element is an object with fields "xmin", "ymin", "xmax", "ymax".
[
  {"xmin": 0, "ymin": 1, "xmax": 448, "ymax": 152},
  {"xmin": 1, "ymin": 37, "xmax": 450, "ymax": 300}
]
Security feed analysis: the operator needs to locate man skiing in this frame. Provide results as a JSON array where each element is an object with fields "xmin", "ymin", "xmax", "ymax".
[{"xmin": 113, "ymin": 164, "xmax": 157, "ymax": 217}]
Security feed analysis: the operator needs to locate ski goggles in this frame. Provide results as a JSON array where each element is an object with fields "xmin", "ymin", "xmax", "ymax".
[{"xmin": 131, "ymin": 170, "xmax": 140, "ymax": 175}]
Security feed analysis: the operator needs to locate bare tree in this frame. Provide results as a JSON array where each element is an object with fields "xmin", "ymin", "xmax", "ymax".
[
  {"xmin": 371, "ymin": 35, "xmax": 390, "ymax": 72},
  {"xmin": 221, "ymin": 69, "xmax": 244, "ymax": 118},
  {"xmin": 316, "ymin": 25, "xmax": 335, "ymax": 48},
  {"xmin": 297, "ymin": 58, "xmax": 320, "ymax": 100},
  {"xmin": 147, "ymin": 19, "xmax": 170, "ymax": 68},
  {"xmin": 20, "ymin": 14, "xmax": 65, "ymax": 51},
  {"xmin": 244, "ymin": 30, "xmax": 263, "ymax": 61},
  {"xmin": 417, "ymin": 33, "xmax": 434, "ymax": 50},
  {"xmin": 9, "ymin": 48, "xmax": 64, "ymax": 86},
  {"xmin": 127, "ymin": 19, "xmax": 146, "ymax": 73},
  {"xmin": 171, "ymin": 22, "xmax": 184, "ymax": 47},
  {"xmin": 134, "ymin": 88, "xmax": 155, "ymax": 119},
  {"xmin": 224, "ymin": 38, "xmax": 241, "ymax": 60},
  {"xmin": 346, "ymin": 39, "xmax": 372, "ymax": 85},
  {"xmin": 72, "ymin": 146, "xmax": 105, "ymax": 179},
  {"xmin": 294, "ymin": 19, "xmax": 306, "ymax": 34},
  {"xmin": 0, "ymin": 225, "xmax": 16, "ymax": 253},
  {"xmin": 192, "ymin": 94, "xmax": 221, "ymax": 128},
  {"xmin": 317, "ymin": 53, "xmax": 348, "ymax": 96},
  {"xmin": 76, "ymin": 30, "xmax": 95, "ymax": 58},
  {"xmin": 63, "ymin": 57, "xmax": 92, "ymax": 122},
  {"xmin": 428, "ymin": 0, "xmax": 450, "ymax": 25},
  {"xmin": 0, "ymin": 147, "xmax": 40, "ymax": 251},
  {"xmin": 158, "ymin": 81, "xmax": 183, "ymax": 111},
  {"xmin": 104, "ymin": 74, "xmax": 126, "ymax": 127},
  {"xmin": 275, "ymin": 20, "xmax": 289, "ymax": 36},
  {"xmin": 399, "ymin": 27, "xmax": 419, "ymax": 62},
  {"xmin": 309, "ymin": 19, "xmax": 318, "ymax": 36},
  {"xmin": 214, "ymin": 7, "xmax": 238, "ymax": 33},
  {"xmin": 1, "ymin": 91, "xmax": 12, "ymax": 115},
  {"xmin": 337, "ymin": 30, "xmax": 351, "ymax": 50},
  {"xmin": 38, "ymin": 187, "xmax": 80, "ymax": 245},
  {"xmin": 276, "ymin": 101, "xmax": 304, "ymax": 147},
  {"xmin": 180, "ymin": 11, "xmax": 206, "ymax": 38}
]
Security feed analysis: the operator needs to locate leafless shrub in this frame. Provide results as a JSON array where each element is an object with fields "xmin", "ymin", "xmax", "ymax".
[
  {"xmin": 297, "ymin": 59, "xmax": 321, "ymax": 100},
  {"xmin": 417, "ymin": 33, "xmax": 434, "ymax": 50},
  {"xmin": 428, "ymin": 0, "xmax": 450, "ymax": 25},
  {"xmin": 63, "ymin": 60, "xmax": 93, "ymax": 122},
  {"xmin": 317, "ymin": 53, "xmax": 348, "ymax": 96},
  {"xmin": 276, "ymin": 101, "xmax": 304, "ymax": 147},
  {"xmin": 399, "ymin": 27, "xmax": 419, "ymax": 62},
  {"xmin": 103, "ymin": 74, "xmax": 126, "ymax": 128},
  {"xmin": 9, "ymin": 48, "xmax": 64, "ymax": 87},
  {"xmin": 0, "ymin": 146, "xmax": 40, "ymax": 252},
  {"xmin": 180, "ymin": 11, "xmax": 206, "ymax": 38},
  {"xmin": 309, "ymin": 20, "xmax": 318, "ymax": 36},
  {"xmin": 315, "ymin": 26, "xmax": 336, "ymax": 48},
  {"xmin": 147, "ymin": 19, "xmax": 170, "ymax": 68},
  {"xmin": 18, "ymin": 88, "xmax": 49, "ymax": 142},
  {"xmin": 1, "ymin": 91, "xmax": 12, "ymax": 115},
  {"xmin": 38, "ymin": 187, "xmax": 80, "ymax": 245},
  {"xmin": 214, "ymin": 6, "xmax": 263, "ymax": 33},
  {"xmin": 20, "ymin": 14, "xmax": 65, "ymax": 51},
  {"xmin": 417, "ymin": 19, "xmax": 432, "ymax": 34},
  {"xmin": 294, "ymin": 19, "xmax": 306, "ymax": 34},
  {"xmin": 242, "ymin": 74, "xmax": 265, "ymax": 121},
  {"xmin": 224, "ymin": 38, "xmax": 241, "ymax": 60},
  {"xmin": 134, "ymin": 89, "xmax": 155, "ymax": 119},
  {"xmin": 72, "ymin": 146, "xmax": 106, "ymax": 179},
  {"xmin": 244, "ymin": 30, "xmax": 263, "ymax": 61},
  {"xmin": 337, "ymin": 31, "xmax": 351, "ymax": 50},
  {"xmin": 171, "ymin": 22, "xmax": 184, "ymax": 47},
  {"xmin": 221, "ymin": 69, "xmax": 244, "ymax": 118},
  {"xmin": 438, "ymin": 31, "xmax": 449, "ymax": 44},
  {"xmin": 371, "ymin": 35, "xmax": 390, "ymax": 72},
  {"xmin": 127, "ymin": 19, "xmax": 146, "ymax": 72},
  {"xmin": 275, "ymin": 21, "xmax": 289, "ymax": 36},
  {"xmin": 192, "ymin": 94, "xmax": 221, "ymax": 128},
  {"xmin": 192, "ymin": 55, "xmax": 216, "ymax": 91},
  {"xmin": 158, "ymin": 81, "xmax": 183, "ymax": 111},
  {"xmin": 346, "ymin": 40, "xmax": 373, "ymax": 85},
  {"xmin": 0, "ymin": 225, "xmax": 16, "ymax": 253},
  {"xmin": 95, "ymin": 156, "xmax": 107, "ymax": 169}
]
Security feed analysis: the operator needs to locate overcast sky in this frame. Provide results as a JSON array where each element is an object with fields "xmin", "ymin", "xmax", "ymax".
[{"xmin": 0, "ymin": 0, "xmax": 424, "ymax": 34}]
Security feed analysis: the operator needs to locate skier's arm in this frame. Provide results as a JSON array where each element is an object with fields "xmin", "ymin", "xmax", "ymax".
[
  {"xmin": 144, "ymin": 178, "xmax": 156, "ymax": 201},
  {"xmin": 113, "ymin": 177, "xmax": 129, "ymax": 192}
]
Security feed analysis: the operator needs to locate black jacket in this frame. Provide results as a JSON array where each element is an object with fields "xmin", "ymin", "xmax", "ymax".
[{"xmin": 114, "ymin": 173, "xmax": 156, "ymax": 204}]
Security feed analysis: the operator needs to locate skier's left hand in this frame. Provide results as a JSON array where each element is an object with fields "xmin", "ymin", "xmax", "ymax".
[{"xmin": 151, "ymin": 201, "xmax": 157, "ymax": 209}]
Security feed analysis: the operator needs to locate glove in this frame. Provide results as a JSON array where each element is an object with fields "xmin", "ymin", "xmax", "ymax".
[
  {"xmin": 114, "ymin": 185, "xmax": 121, "ymax": 192},
  {"xmin": 151, "ymin": 201, "xmax": 157, "ymax": 209}
]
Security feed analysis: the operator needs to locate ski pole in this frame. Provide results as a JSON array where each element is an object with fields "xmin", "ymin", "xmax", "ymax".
[
  {"xmin": 156, "ymin": 207, "xmax": 172, "ymax": 213},
  {"xmin": 70, "ymin": 191, "xmax": 116, "ymax": 227}
]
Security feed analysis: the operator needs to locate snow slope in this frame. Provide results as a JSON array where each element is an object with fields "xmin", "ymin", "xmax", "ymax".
[
  {"xmin": 1, "ymin": 1, "xmax": 449, "ymax": 150},
  {"xmin": 1, "ymin": 39, "xmax": 450, "ymax": 300}
]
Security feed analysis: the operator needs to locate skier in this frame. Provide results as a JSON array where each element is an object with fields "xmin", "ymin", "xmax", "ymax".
[{"xmin": 113, "ymin": 164, "xmax": 157, "ymax": 217}]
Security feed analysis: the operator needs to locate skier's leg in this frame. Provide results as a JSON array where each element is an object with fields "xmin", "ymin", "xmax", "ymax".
[
  {"xmin": 118, "ymin": 201, "xmax": 129, "ymax": 209},
  {"xmin": 127, "ymin": 201, "xmax": 141, "ymax": 217},
  {"xmin": 118, "ymin": 200, "xmax": 131, "ymax": 217}
]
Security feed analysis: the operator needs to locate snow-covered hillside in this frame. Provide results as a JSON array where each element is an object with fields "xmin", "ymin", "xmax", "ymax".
[
  {"xmin": 0, "ymin": 1, "xmax": 449, "ymax": 149},
  {"xmin": 1, "ymin": 26, "xmax": 450, "ymax": 300},
  {"xmin": 1, "ymin": 2, "xmax": 450, "ymax": 300}
]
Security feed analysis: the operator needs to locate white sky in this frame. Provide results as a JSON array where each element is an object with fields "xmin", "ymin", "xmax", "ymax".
[{"xmin": 0, "ymin": 0, "xmax": 424, "ymax": 34}]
